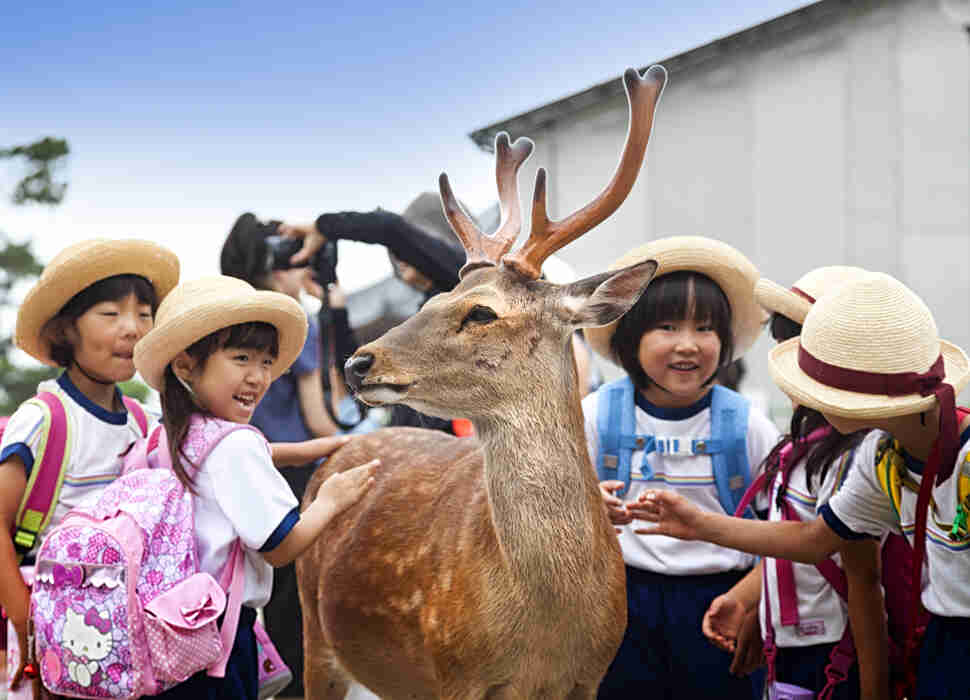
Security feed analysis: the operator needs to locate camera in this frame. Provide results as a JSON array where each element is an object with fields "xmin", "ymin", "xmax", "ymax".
[{"xmin": 265, "ymin": 233, "xmax": 339, "ymax": 287}]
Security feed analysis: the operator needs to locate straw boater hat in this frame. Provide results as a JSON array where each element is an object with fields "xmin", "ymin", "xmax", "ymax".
[
  {"xmin": 754, "ymin": 265, "xmax": 871, "ymax": 324},
  {"xmin": 770, "ymin": 273, "xmax": 969, "ymax": 418},
  {"xmin": 585, "ymin": 235, "xmax": 768, "ymax": 364},
  {"xmin": 134, "ymin": 276, "xmax": 308, "ymax": 392},
  {"xmin": 15, "ymin": 239, "xmax": 180, "ymax": 366}
]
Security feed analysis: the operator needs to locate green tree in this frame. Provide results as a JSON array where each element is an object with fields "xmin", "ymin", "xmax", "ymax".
[{"xmin": 0, "ymin": 137, "xmax": 70, "ymax": 413}]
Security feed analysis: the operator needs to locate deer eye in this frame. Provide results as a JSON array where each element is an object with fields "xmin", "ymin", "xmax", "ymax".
[{"xmin": 460, "ymin": 305, "xmax": 498, "ymax": 330}]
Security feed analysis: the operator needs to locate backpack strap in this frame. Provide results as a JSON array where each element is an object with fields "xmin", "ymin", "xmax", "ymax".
[
  {"xmin": 595, "ymin": 377, "xmax": 652, "ymax": 496},
  {"xmin": 13, "ymin": 392, "xmax": 72, "ymax": 562},
  {"xmin": 121, "ymin": 396, "xmax": 149, "ymax": 437},
  {"xmin": 710, "ymin": 386, "xmax": 751, "ymax": 517},
  {"xmin": 210, "ymin": 539, "xmax": 246, "ymax": 678}
]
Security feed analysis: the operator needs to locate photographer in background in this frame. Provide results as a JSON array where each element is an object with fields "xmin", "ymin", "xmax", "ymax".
[
  {"xmin": 220, "ymin": 212, "xmax": 354, "ymax": 699},
  {"xmin": 279, "ymin": 197, "xmax": 467, "ymax": 434}
]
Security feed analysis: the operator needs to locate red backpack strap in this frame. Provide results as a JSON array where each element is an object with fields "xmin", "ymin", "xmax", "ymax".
[
  {"xmin": 121, "ymin": 396, "xmax": 149, "ymax": 437},
  {"xmin": 13, "ymin": 392, "xmax": 72, "ymax": 561},
  {"xmin": 732, "ymin": 471, "xmax": 767, "ymax": 518}
]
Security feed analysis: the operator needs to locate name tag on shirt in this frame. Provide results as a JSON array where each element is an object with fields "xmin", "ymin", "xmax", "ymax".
[{"xmin": 796, "ymin": 618, "xmax": 826, "ymax": 637}]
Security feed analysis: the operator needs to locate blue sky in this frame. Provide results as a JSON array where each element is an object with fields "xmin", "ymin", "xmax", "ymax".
[{"xmin": 2, "ymin": 0, "xmax": 810, "ymax": 295}]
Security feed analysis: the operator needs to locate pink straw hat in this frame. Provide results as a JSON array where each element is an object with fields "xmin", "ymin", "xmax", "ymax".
[
  {"xmin": 754, "ymin": 265, "xmax": 871, "ymax": 324},
  {"xmin": 15, "ymin": 239, "xmax": 180, "ymax": 366},
  {"xmin": 134, "ymin": 275, "xmax": 308, "ymax": 391},
  {"xmin": 585, "ymin": 235, "xmax": 767, "ymax": 364}
]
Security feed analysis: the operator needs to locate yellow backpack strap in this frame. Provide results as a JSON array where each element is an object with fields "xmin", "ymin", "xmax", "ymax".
[
  {"xmin": 13, "ymin": 392, "xmax": 73, "ymax": 562},
  {"xmin": 875, "ymin": 437, "xmax": 904, "ymax": 523}
]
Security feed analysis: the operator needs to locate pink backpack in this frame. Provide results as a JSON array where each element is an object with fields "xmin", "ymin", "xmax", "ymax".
[{"xmin": 28, "ymin": 422, "xmax": 247, "ymax": 698}]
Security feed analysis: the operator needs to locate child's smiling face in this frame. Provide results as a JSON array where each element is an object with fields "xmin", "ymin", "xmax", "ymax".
[
  {"xmin": 637, "ymin": 318, "xmax": 722, "ymax": 407},
  {"xmin": 188, "ymin": 346, "xmax": 276, "ymax": 424},
  {"xmin": 67, "ymin": 292, "xmax": 153, "ymax": 383}
]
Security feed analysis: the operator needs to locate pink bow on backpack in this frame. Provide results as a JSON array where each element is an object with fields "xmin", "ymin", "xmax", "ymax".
[
  {"xmin": 84, "ymin": 607, "xmax": 111, "ymax": 634},
  {"xmin": 52, "ymin": 563, "xmax": 83, "ymax": 587}
]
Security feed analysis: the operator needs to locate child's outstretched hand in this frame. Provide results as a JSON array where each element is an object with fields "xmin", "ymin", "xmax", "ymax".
[
  {"xmin": 630, "ymin": 489, "xmax": 705, "ymax": 540},
  {"xmin": 598, "ymin": 481, "xmax": 633, "ymax": 531},
  {"xmin": 315, "ymin": 459, "xmax": 379, "ymax": 518},
  {"xmin": 702, "ymin": 593, "xmax": 746, "ymax": 652},
  {"xmin": 272, "ymin": 434, "xmax": 355, "ymax": 467}
]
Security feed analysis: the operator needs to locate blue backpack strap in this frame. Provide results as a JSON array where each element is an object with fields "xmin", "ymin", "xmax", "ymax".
[
  {"xmin": 710, "ymin": 385, "xmax": 751, "ymax": 517},
  {"xmin": 596, "ymin": 377, "xmax": 654, "ymax": 497}
]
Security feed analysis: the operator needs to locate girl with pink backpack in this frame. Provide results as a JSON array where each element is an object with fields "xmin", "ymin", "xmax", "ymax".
[
  {"xmin": 132, "ymin": 275, "xmax": 377, "ymax": 699},
  {"xmin": 0, "ymin": 239, "xmax": 180, "ymax": 698}
]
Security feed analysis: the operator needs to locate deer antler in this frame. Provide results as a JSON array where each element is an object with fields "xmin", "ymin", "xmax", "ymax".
[
  {"xmin": 503, "ymin": 65, "xmax": 667, "ymax": 280},
  {"xmin": 439, "ymin": 132, "xmax": 534, "ymax": 278}
]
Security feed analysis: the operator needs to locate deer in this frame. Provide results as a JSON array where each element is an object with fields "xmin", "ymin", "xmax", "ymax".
[{"xmin": 295, "ymin": 64, "xmax": 667, "ymax": 700}]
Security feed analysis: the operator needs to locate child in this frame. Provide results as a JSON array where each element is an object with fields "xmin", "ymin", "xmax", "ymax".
[
  {"xmin": 704, "ymin": 265, "xmax": 884, "ymax": 700},
  {"xmin": 636, "ymin": 272, "xmax": 970, "ymax": 700},
  {"xmin": 581, "ymin": 236, "xmax": 780, "ymax": 699},
  {"xmin": 132, "ymin": 275, "xmax": 377, "ymax": 700},
  {"xmin": 0, "ymin": 239, "xmax": 180, "ymax": 695}
]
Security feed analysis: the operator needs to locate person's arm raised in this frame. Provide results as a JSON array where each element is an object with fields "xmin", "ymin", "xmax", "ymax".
[{"xmin": 631, "ymin": 489, "xmax": 843, "ymax": 564}]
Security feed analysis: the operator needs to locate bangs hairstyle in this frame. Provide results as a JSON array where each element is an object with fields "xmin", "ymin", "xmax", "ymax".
[
  {"xmin": 48, "ymin": 274, "xmax": 158, "ymax": 368},
  {"xmin": 161, "ymin": 321, "xmax": 279, "ymax": 491},
  {"xmin": 611, "ymin": 271, "xmax": 734, "ymax": 391}
]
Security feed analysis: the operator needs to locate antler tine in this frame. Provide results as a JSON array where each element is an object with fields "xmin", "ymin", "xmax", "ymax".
[
  {"xmin": 439, "ymin": 132, "xmax": 533, "ymax": 279},
  {"xmin": 504, "ymin": 65, "xmax": 667, "ymax": 280}
]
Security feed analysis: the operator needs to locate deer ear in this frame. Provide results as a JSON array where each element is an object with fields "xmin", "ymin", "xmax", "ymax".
[{"xmin": 559, "ymin": 259, "xmax": 658, "ymax": 328}]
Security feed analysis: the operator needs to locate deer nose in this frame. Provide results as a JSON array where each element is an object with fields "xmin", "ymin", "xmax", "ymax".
[{"xmin": 344, "ymin": 353, "xmax": 375, "ymax": 392}]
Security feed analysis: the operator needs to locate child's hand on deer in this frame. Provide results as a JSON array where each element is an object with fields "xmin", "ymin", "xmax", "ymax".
[
  {"xmin": 315, "ymin": 459, "xmax": 379, "ymax": 518},
  {"xmin": 598, "ymin": 481, "xmax": 633, "ymax": 531},
  {"xmin": 630, "ymin": 489, "xmax": 706, "ymax": 540}
]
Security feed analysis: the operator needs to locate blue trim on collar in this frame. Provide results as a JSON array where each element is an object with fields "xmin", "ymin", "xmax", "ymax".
[
  {"xmin": 900, "ymin": 423, "xmax": 970, "ymax": 476},
  {"xmin": 961, "ymin": 424, "xmax": 970, "ymax": 449},
  {"xmin": 634, "ymin": 389, "xmax": 713, "ymax": 420},
  {"xmin": 57, "ymin": 373, "xmax": 127, "ymax": 425}
]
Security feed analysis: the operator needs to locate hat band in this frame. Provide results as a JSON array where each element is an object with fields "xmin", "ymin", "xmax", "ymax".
[
  {"xmin": 797, "ymin": 345, "xmax": 958, "ymax": 484},
  {"xmin": 790, "ymin": 286, "xmax": 816, "ymax": 304}
]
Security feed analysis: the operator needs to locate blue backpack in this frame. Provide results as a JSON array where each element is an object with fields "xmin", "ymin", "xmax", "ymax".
[{"xmin": 594, "ymin": 377, "xmax": 753, "ymax": 516}]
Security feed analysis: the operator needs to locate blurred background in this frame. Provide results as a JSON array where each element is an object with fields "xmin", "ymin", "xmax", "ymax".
[{"xmin": 2, "ymin": 0, "xmax": 969, "ymax": 424}]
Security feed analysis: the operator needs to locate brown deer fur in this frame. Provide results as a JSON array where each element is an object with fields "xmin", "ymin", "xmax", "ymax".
[{"xmin": 296, "ymin": 66, "xmax": 666, "ymax": 699}]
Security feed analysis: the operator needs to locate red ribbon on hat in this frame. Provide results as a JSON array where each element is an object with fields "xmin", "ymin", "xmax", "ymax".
[
  {"xmin": 790, "ymin": 286, "xmax": 816, "ymax": 304},
  {"xmin": 797, "ymin": 348, "xmax": 958, "ymax": 484}
]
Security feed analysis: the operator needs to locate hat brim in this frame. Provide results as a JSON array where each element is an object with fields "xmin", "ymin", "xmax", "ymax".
[
  {"xmin": 769, "ymin": 337, "xmax": 970, "ymax": 418},
  {"xmin": 16, "ymin": 240, "xmax": 180, "ymax": 366},
  {"xmin": 754, "ymin": 278, "xmax": 812, "ymax": 325},
  {"xmin": 135, "ymin": 292, "xmax": 307, "ymax": 392},
  {"xmin": 585, "ymin": 237, "xmax": 767, "ymax": 365}
]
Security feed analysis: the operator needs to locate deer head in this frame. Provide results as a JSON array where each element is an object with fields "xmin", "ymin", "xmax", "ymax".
[{"xmin": 345, "ymin": 66, "xmax": 666, "ymax": 424}]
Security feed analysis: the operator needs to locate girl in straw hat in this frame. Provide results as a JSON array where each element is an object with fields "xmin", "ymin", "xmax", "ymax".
[
  {"xmin": 636, "ymin": 273, "xmax": 970, "ymax": 700},
  {"xmin": 133, "ymin": 275, "xmax": 377, "ymax": 700},
  {"xmin": 581, "ymin": 236, "xmax": 779, "ymax": 699},
  {"xmin": 0, "ymin": 238, "xmax": 179, "ymax": 698},
  {"xmin": 703, "ymin": 266, "xmax": 890, "ymax": 700}
]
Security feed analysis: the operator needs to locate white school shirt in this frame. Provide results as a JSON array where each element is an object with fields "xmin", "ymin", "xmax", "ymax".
[
  {"xmin": 759, "ymin": 446, "xmax": 858, "ymax": 647},
  {"xmin": 0, "ymin": 374, "xmax": 153, "ymax": 558},
  {"xmin": 188, "ymin": 425, "xmax": 300, "ymax": 608},
  {"xmin": 823, "ymin": 427, "xmax": 970, "ymax": 618},
  {"xmin": 581, "ymin": 389, "xmax": 780, "ymax": 575}
]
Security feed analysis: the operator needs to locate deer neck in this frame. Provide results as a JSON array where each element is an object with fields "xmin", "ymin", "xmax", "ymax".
[{"xmin": 472, "ymin": 350, "xmax": 604, "ymax": 602}]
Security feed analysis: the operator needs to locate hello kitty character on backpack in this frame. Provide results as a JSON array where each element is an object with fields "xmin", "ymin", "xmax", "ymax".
[{"xmin": 29, "ymin": 425, "xmax": 247, "ymax": 698}]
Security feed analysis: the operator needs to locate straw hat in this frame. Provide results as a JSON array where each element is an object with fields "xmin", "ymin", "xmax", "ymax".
[
  {"xmin": 134, "ymin": 276, "xmax": 308, "ymax": 391},
  {"xmin": 755, "ymin": 266, "xmax": 871, "ymax": 325},
  {"xmin": 16, "ymin": 239, "xmax": 180, "ymax": 366},
  {"xmin": 585, "ymin": 236, "xmax": 768, "ymax": 364},
  {"xmin": 770, "ymin": 273, "xmax": 969, "ymax": 418}
]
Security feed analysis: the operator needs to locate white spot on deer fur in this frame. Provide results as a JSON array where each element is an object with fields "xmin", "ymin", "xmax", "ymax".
[{"xmin": 440, "ymin": 569, "xmax": 453, "ymax": 592}]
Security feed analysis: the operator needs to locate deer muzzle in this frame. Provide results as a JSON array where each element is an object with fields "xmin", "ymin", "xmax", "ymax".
[{"xmin": 344, "ymin": 353, "xmax": 374, "ymax": 393}]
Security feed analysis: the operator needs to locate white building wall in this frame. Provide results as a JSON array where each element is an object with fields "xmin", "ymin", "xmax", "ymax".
[{"xmin": 516, "ymin": 0, "xmax": 969, "ymax": 420}]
